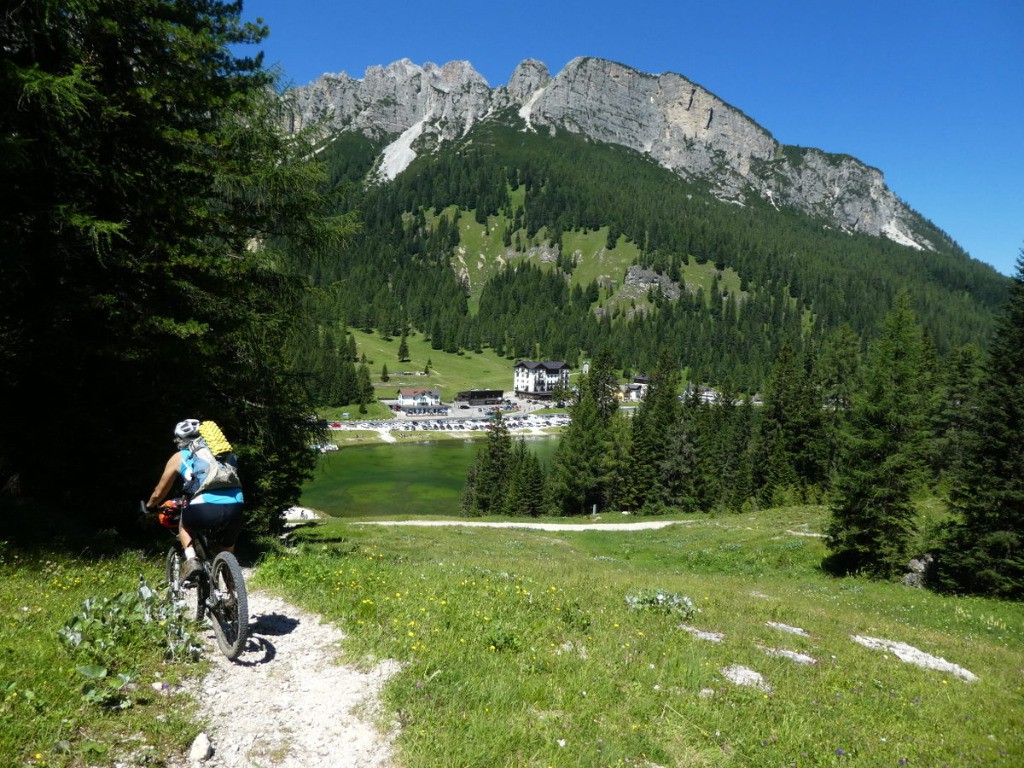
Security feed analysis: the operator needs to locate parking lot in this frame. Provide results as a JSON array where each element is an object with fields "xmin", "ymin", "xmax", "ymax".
[{"xmin": 327, "ymin": 412, "xmax": 570, "ymax": 435}]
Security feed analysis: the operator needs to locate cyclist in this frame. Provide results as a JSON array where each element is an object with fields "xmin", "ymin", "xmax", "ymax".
[{"xmin": 146, "ymin": 419, "xmax": 244, "ymax": 585}]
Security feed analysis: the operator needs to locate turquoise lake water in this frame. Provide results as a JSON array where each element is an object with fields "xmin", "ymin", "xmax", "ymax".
[{"xmin": 300, "ymin": 437, "xmax": 559, "ymax": 518}]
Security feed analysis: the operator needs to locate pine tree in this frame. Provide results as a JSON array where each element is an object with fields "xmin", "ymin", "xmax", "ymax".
[
  {"xmin": 928, "ymin": 345, "xmax": 982, "ymax": 484},
  {"xmin": 398, "ymin": 333, "xmax": 410, "ymax": 363},
  {"xmin": 657, "ymin": 415, "xmax": 701, "ymax": 513},
  {"xmin": 621, "ymin": 350, "xmax": 681, "ymax": 512},
  {"xmin": 816, "ymin": 324, "xmax": 863, "ymax": 478},
  {"xmin": 462, "ymin": 412, "xmax": 513, "ymax": 516},
  {"xmin": 546, "ymin": 353, "xmax": 621, "ymax": 515},
  {"xmin": 459, "ymin": 463, "xmax": 479, "ymax": 516},
  {"xmin": 504, "ymin": 439, "xmax": 546, "ymax": 516},
  {"xmin": 826, "ymin": 293, "xmax": 931, "ymax": 578},
  {"xmin": 0, "ymin": 0, "xmax": 355, "ymax": 530},
  {"xmin": 938, "ymin": 255, "xmax": 1024, "ymax": 597},
  {"xmin": 725, "ymin": 395, "xmax": 756, "ymax": 510},
  {"xmin": 753, "ymin": 341, "xmax": 827, "ymax": 504},
  {"xmin": 356, "ymin": 364, "xmax": 374, "ymax": 413}
]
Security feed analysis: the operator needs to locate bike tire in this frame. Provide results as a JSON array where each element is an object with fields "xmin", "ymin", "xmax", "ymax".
[
  {"xmin": 208, "ymin": 552, "xmax": 249, "ymax": 660},
  {"xmin": 164, "ymin": 545, "xmax": 203, "ymax": 622}
]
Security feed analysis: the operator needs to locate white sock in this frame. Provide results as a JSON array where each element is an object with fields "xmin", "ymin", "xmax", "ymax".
[{"xmin": 184, "ymin": 546, "xmax": 196, "ymax": 560}]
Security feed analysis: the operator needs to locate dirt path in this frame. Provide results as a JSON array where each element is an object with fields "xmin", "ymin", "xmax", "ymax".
[
  {"xmin": 358, "ymin": 519, "xmax": 683, "ymax": 531},
  {"xmin": 178, "ymin": 584, "xmax": 400, "ymax": 768}
]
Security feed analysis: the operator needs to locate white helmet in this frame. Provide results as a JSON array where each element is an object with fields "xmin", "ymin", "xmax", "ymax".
[{"xmin": 174, "ymin": 419, "xmax": 201, "ymax": 443}]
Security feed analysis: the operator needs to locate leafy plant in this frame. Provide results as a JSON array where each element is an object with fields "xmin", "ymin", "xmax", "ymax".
[
  {"xmin": 624, "ymin": 588, "xmax": 696, "ymax": 619},
  {"xmin": 75, "ymin": 665, "xmax": 135, "ymax": 710},
  {"xmin": 58, "ymin": 576, "xmax": 201, "ymax": 707}
]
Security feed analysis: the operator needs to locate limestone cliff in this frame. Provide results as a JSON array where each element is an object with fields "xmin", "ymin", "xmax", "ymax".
[{"xmin": 287, "ymin": 57, "xmax": 932, "ymax": 250}]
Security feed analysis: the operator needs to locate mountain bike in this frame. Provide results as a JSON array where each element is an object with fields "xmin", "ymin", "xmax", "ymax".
[{"xmin": 145, "ymin": 499, "xmax": 250, "ymax": 660}]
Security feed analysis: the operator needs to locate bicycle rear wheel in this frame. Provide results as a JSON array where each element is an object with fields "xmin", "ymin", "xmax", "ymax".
[
  {"xmin": 164, "ymin": 545, "xmax": 203, "ymax": 622},
  {"xmin": 208, "ymin": 552, "xmax": 249, "ymax": 660}
]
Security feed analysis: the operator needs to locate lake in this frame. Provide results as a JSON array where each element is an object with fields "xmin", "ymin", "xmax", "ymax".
[{"xmin": 300, "ymin": 437, "xmax": 559, "ymax": 518}]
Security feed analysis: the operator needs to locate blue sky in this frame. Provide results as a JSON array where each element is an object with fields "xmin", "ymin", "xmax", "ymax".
[{"xmin": 240, "ymin": 0, "xmax": 1022, "ymax": 276}]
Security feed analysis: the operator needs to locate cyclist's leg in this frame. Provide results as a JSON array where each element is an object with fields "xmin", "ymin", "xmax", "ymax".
[
  {"xmin": 177, "ymin": 522, "xmax": 195, "ymax": 550},
  {"xmin": 214, "ymin": 505, "xmax": 244, "ymax": 553}
]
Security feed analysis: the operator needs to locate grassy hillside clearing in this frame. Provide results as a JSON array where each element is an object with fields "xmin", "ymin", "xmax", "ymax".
[
  {"xmin": 432, "ymin": 199, "xmax": 747, "ymax": 319},
  {"xmin": 254, "ymin": 505, "xmax": 1024, "ymax": 768},
  {"xmin": 0, "ymin": 543, "xmax": 200, "ymax": 766}
]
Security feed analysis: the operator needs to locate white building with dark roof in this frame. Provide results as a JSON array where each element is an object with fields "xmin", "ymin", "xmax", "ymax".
[
  {"xmin": 513, "ymin": 361, "xmax": 570, "ymax": 398},
  {"xmin": 397, "ymin": 388, "xmax": 441, "ymax": 408}
]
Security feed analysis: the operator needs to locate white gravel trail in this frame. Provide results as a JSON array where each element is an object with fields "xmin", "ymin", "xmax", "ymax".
[
  {"xmin": 178, "ymin": 585, "xmax": 400, "ymax": 768},
  {"xmin": 358, "ymin": 519, "xmax": 682, "ymax": 531}
]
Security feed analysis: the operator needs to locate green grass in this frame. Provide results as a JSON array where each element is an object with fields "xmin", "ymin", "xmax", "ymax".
[
  {"xmin": 0, "ymin": 542, "xmax": 200, "ymax": 767},
  {"xmin": 430, "ymin": 200, "xmax": 753, "ymax": 324},
  {"xmin": 7, "ymin": 505, "xmax": 1024, "ymax": 767},
  {"xmin": 346, "ymin": 328, "xmax": 517, "ymax": 398},
  {"xmin": 256, "ymin": 506, "xmax": 1024, "ymax": 768}
]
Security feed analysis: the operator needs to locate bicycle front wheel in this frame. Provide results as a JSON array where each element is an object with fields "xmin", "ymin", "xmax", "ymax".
[
  {"xmin": 164, "ymin": 545, "xmax": 203, "ymax": 622},
  {"xmin": 208, "ymin": 552, "xmax": 249, "ymax": 660}
]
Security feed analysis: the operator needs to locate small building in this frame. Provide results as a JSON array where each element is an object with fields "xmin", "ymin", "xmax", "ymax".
[
  {"xmin": 397, "ymin": 388, "xmax": 441, "ymax": 409},
  {"xmin": 682, "ymin": 385, "xmax": 721, "ymax": 404},
  {"xmin": 621, "ymin": 382, "xmax": 645, "ymax": 402},
  {"xmin": 456, "ymin": 389, "xmax": 505, "ymax": 406},
  {"xmin": 514, "ymin": 360, "xmax": 570, "ymax": 398}
]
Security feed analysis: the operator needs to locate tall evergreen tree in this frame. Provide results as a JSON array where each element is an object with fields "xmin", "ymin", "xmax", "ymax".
[
  {"xmin": 753, "ymin": 341, "xmax": 827, "ymax": 504},
  {"xmin": 826, "ymin": 293, "xmax": 931, "ymax": 578},
  {"xmin": 356, "ymin": 364, "xmax": 374, "ymax": 413},
  {"xmin": 816, "ymin": 324, "xmax": 863, "ymax": 478},
  {"xmin": 504, "ymin": 439, "xmax": 546, "ymax": 517},
  {"xmin": 546, "ymin": 354, "xmax": 619, "ymax": 515},
  {"xmin": 621, "ymin": 350, "xmax": 681, "ymax": 512},
  {"xmin": 461, "ymin": 412, "xmax": 513, "ymax": 516},
  {"xmin": 0, "ymin": 0, "xmax": 354, "ymax": 531},
  {"xmin": 937, "ymin": 255, "xmax": 1024, "ymax": 598},
  {"xmin": 657, "ymin": 412, "xmax": 701, "ymax": 513},
  {"xmin": 928, "ymin": 345, "xmax": 982, "ymax": 485}
]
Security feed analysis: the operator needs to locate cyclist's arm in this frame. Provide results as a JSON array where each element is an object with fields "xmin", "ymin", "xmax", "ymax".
[{"xmin": 146, "ymin": 453, "xmax": 182, "ymax": 510}]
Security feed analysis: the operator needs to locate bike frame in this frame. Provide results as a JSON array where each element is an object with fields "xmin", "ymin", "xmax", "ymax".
[{"xmin": 152, "ymin": 498, "xmax": 249, "ymax": 660}]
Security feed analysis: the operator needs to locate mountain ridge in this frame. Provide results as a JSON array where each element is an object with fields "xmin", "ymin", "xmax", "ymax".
[{"xmin": 286, "ymin": 56, "xmax": 937, "ymax": 253}]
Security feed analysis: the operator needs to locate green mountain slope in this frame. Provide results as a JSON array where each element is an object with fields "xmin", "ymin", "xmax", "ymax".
[{"xmin": 299, "ymin": 122, "xmax": 1007, "ymax": 394}]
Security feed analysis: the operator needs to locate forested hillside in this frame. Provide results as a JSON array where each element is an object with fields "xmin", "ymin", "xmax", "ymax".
[{"xmin": 296, "ymin": 121, "xmax": 1006, "ymax": 396}]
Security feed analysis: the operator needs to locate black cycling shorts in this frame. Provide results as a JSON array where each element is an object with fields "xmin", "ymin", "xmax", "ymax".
[{"xmin": 181, "ymin": 501, "xmax": 244, "ymax": 548}]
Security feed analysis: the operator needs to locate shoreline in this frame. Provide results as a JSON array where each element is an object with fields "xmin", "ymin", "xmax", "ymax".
[{"xmin": 327, "ymin": 424, "xmax": 564, "ymax": 448}]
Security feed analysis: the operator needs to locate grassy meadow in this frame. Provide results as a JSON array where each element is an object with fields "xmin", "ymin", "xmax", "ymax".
[
  {"xmin": 4, "ymin": 503, "xmax": 1023, "ymax": 767},
  {"xmin": 338, "ymin": 327, "xmax": 514, "ymax": 408},
  {"xmin": 255, "ymin": 506, "xmax": 1024, "ymax": 768},
  {"xmin": 0, "ymin": 541, "xmax": 200, "ymax": 767},
  {"xmin": 431, "ymin": 200, "xmax": 747, "ymax": 318}
]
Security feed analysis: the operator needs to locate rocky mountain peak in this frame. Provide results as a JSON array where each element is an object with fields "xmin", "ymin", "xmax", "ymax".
[
  {"xmin": 506, "ymin": 59, "xmax": 550, "ymax": 102},
  {"xmin": 287, "ymin": 57, "xmax": 934, "ymax": 252}
]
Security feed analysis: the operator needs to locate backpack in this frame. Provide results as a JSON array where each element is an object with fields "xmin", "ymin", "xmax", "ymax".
[{"xmin": 182, "ymin": 421, "xmax": 241, "ymax": 497}]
